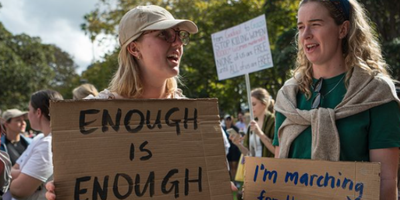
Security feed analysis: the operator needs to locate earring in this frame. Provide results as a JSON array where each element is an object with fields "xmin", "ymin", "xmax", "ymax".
[{"xmin": 135, "ymin": 52, "xmax": 142, "ymax": 60}]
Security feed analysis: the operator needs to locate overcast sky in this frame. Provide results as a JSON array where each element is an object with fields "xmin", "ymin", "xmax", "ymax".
[{"xmin": 0, "ymin": 0, "xmax": 117, "ymax": 74}]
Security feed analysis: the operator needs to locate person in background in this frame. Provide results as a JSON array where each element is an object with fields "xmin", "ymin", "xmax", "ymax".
[
  {"xmin": 273, "ymin": 0, "xmax": 400, "ymax": 199},
  {"xmin": 0, "ymin": 151, "xmax": 11, "ymax": 198},
  {"xmin": 222, "ymin": 114, "xmax": 240, "ymax": 181},
  {"xmin": 72, "ymin": 83, "xmax": 98, "ymax": 100},
  {"xmin": 235, "ymin": 111, "xmax": 247, "ymax": 134},
  {"xmin": 230, "ymin": 88, "xmax": 276, "ymax": 158},
  {"xmin": 1, "ymin": 109, "xmax": 32, "ymax": 166},
  {"xmin": 10, "ymin": 90, "xmax": 63, "ymax": 200},
  {"xmin": 46, "ymin": 5, "xmax": 236, "ymax": 200},
  {"xmin": 0, "ymin": 117, "xmax": 12, "ymax": 198}
]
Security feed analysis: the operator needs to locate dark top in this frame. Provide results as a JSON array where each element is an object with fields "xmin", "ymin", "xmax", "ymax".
[{"xmin": 5, "ymin": 138, "xmax": 28, "ymax": 165}]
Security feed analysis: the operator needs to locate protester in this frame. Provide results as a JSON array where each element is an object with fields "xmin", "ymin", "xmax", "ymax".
[
  {"xmin": 0, "ymin": 151, "xmax": 11, "ymax": 198},
  {"xmin": 273, "ymin": 0, "xmax": 400, "ymax": 199},
  {"xmin": 235, "ymin": 111, "xmax": 247, "ymax": 134},
  {"xmin": 0, "ymin": 119, "xmax": 12, "ymax": 198},
  {"xmin": 1, "ymin": 109, "xmax": 32, "ymax": 165},
  {"xmin": 9, "ymin": 90, "xmax": 63, "ymax": 200},
  {"xmin": 230, "ymin": 88, "xmax": 275, "ymax": 158},
  {"xmin": 72, "ymin": 83, "xmax": 98, "ymax": 100},
  {"xmin": 46, "ymin": 5, "xmax": 236, "ymax": 199},
  {"xmin": 85, "ymin": 5, "xmax": 197, "ymax": 100},
  {"xmin": 222, "ymin": 114, "xmax": 241, "ymax": 181}
]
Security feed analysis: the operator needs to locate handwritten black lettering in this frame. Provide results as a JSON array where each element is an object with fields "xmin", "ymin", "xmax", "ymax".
[
  {"xmin": 146, "ymin": 110, "xmax": 162, "ymax": 129},
  {"xmin": 139, "ymin": 141, "xmax": 152, "ymax": 161},
  {"xmin": 124, "ymin": 109, "xmax": 144, "ymax": 133},
  {"xmin": 102, "ymin": 109, "xmax": 121, "ymax": 132},
  {"xmin": 165, "ymin": 108, "xmax": 181, "ymax": 135},
  {"xmin": 113, "ymin": 173, "xmax": 133, "ymax": 199},
  {"xmin": 185, "ymin": 167, "xmax": 202, "ymax": 195},
  {"xmin": 93, "ymin": 176, "xmax": 109, "ymax": 200},
  {"xmin": 74, "ymin": 176, "xmax": 91, "ymax": 200},
  {"xmin": 135, "ymin": 172, "xmax": 155, "ymax": 197},
  {"xmin": 79, "ymin": 109, "xmax": 100, "ymax": 134},
  {"xmin": 162, "ymin": 169, "xmax": 180, "ymax": 198}
]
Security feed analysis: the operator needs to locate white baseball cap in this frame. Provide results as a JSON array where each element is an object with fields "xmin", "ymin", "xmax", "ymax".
[{"xmin": 118, "ymin": 5, "xmax": 198, "ymax": 46}]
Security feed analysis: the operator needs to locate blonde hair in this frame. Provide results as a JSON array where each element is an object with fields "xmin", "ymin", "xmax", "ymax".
[
  {"xmin": 294, "ymin": 0, "xmax": 391, "ymax": 99},
  {"xmin": 108, "ymin": 37, "xmax": 179, "ymax": 98},
  {"xmin": 251, "ymin": 88, "xmax": 275, "ymax": 114},
  {"xmin": 73, "ymin": 83, "xmax": 99, "ymax": 100}
]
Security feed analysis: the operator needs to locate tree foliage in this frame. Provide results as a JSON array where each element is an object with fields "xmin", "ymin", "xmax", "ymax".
[
  {"xmin": 80, "ymin": 0, "xmax": 399, "ymax": 115},
  {"xmin": 81, "ymin": 0, "xmax": 298, "ymax": 114},
  {"xmin": 362, "ymin": 1, "xmax": 400, "ymax": 80},
  {"xmin": 0, "ymin": 22, "xmax": 79, "ymax": 110}
]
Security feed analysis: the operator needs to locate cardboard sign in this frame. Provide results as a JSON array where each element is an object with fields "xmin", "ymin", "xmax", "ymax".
[
  {"xmin": 211, "ymin": 14, "xmax": 273, "ymax": 80},
  {"xmin": 50, "ymin": 99, "xmax": 232, "ymax": 200},
  {"xmin": 244, "ymin": 157, "xmax": 380, "ymax": 200}
]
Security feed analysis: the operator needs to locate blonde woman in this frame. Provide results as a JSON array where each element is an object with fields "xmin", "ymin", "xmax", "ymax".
[
  {"xmin": 46, "ymin": 5, "xmax": 237, "ymax": 199},
  {"xmin": 87, "ymin": 5, "xmax": 197, "ymax": 100},
  {"xmin": 72, "ymin": 83, "xmax": 98, "ymax": 100},
  {"xmin": 230, "ymin": 88, "xmax": 275, "ymax": 158},
  {"xmin": 273, "ymin": 0, "xmax": 400, "ymax": 199}
]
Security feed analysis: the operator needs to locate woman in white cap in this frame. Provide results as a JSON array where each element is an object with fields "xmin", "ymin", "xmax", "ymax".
[
  {"xmin": 46, "ymin": 5, "xmax": 236, "ymax": 200},
  {"xmin": 0, "ymin": 109, "xmax": 32, "ymax": 166},
  {"xmin": 87, "ymin": 4, "xmax": 198, "ymax": 100}
]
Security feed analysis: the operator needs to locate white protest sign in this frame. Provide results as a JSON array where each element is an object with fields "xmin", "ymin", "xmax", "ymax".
[{"xmin": 211, "ymin": 15, "xmax": 273, "ymax": 80}]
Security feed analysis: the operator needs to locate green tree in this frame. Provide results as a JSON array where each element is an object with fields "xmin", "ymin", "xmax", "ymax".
[
  {"xmin": 0, "ymin": 22, "xmax": 79, "ymax": 110},
  {"xmin": 45, "ymin": 45, "xmax": 80, "ymax": 99},
  {"xmin": 362, "ymin": 1, "xmax": 400, "ymax": 80},
  {"xmin": 81, "ymin": 48, "xmax": 119, "ymax": 91},
  {"xmin": 81, "ymin": 0, "xmax": 399, "ymax": 114},
  {"xmin": 81, "ymin": 0, "xmax": 299, "ymax": 114}
]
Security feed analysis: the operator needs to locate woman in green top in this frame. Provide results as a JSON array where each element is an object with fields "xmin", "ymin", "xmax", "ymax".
[
  {"xmin": 230, "ymin": 88, "xmax": 275, "ymax": 158},
  {"xmin": 273, "ymin": 0, "xmax": 400, "ymax": 199}
]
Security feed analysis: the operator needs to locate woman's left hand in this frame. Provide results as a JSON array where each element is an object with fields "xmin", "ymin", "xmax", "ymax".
[{"xmin": 249, "ymin": 120, "xmax": 263, "ymax": 137}]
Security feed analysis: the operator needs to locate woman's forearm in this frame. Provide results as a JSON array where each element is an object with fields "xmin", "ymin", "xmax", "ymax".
[{"xmin": 380, "ymin": 178, "xmax": 397, "ymax": 200}]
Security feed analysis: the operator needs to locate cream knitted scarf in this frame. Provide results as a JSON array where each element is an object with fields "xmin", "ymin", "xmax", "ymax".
[{"xmin": 275, "ymin": 67, "xmax": 400, "ymax": 161}]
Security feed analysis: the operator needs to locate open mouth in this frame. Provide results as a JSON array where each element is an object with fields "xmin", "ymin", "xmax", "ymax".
[
  {"xmin": 167, "ymin": 54, "xmax": 179, "ymax": 63},
  {"xmin": 306, "ymin": 44, "xmax": 319, "ymax": 52}
]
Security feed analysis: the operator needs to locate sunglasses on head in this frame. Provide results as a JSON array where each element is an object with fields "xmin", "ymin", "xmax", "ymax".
[
  {"xmin": 311, "ymin": 78, "xmax": 323, "ymax": 109},
  {"xmin": 142, "ymin": 28, "xmax": 190, "ymax": 45}
]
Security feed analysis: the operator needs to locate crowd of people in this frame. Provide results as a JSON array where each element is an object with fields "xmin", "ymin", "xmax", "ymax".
[{"xmin": 1, "ymin": 0, "xmax": 399, "ymax": 200}]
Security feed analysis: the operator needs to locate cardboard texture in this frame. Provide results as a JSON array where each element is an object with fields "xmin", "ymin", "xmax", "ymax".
[
  {"xmin": 244, "ymin": 157, "xmax": 380, "ymax": 200},
  {"xmin": 50, "ymin": 99, "xmax": 232, "ymax": 200}
]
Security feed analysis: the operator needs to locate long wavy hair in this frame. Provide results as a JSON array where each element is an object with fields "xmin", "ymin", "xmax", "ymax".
[
  {"xmin": 294, "ymin": 0, "xmax": 390, "ymax": 99},
  {"xmin": 108, "ymin": 36, "xmax": 179, "ymax": 98}
]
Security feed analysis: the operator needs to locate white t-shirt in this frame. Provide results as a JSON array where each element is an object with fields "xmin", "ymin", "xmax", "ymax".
[
  {"xmin": 13, "ymin": 133, "xmax": 53, "ymax": 200},
  {"xmin": 235, "ymin": 121, "xmax": 247, "ymax": 134},
  {"xmin": 249, "ymin": 133, "xmax": 262, "ymax": 157}
]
